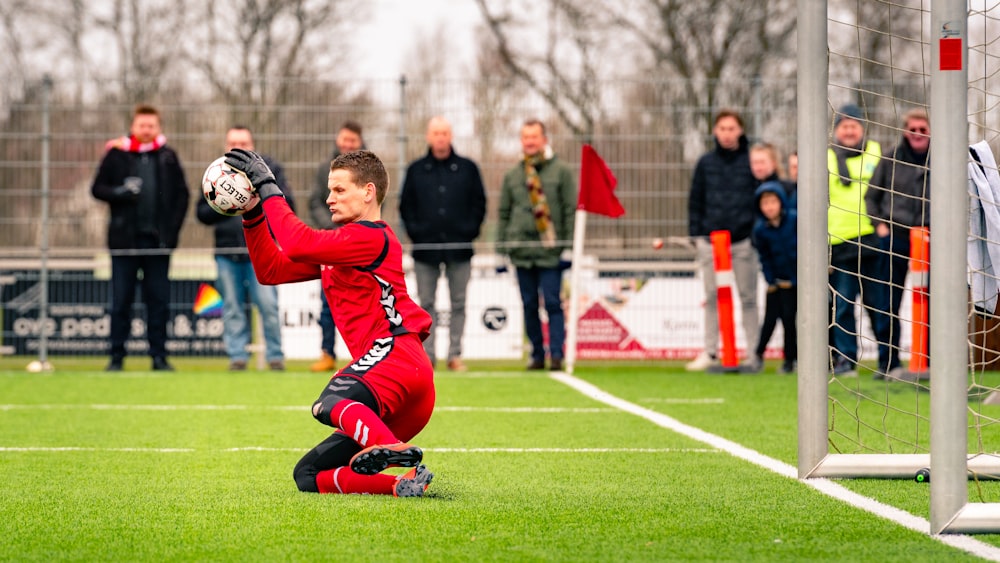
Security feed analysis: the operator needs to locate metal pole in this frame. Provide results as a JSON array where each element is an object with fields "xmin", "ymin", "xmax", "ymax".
[
  {"xmin": 929, "ymin": 0, "xmax": 969, "ymax": 534},
  {"xmin": 38, "ymin": 75, "xmax": 53, "ymax": 369},
  {"xmin": 397, "ymin": 75, "xmax": 408, "ymax": 204},
  {"xmin": 796, "ymin": 0, "xmax": 829, "ymax": 478}
]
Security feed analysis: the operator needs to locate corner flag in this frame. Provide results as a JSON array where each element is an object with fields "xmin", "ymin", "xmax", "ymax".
[{"xmin": 578, "ymin": 144, "xmax": 624, "ymax": 218}]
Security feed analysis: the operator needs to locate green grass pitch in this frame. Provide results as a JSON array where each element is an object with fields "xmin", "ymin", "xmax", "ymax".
[{"xmin": 2, "ymin": 356, "xmax": 1000, "ymax": 561}]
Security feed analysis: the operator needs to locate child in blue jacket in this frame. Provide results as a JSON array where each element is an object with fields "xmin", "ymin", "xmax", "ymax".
[{"xmin": 751, "ymin": 181, "xmax": 797, "ymax": 373}]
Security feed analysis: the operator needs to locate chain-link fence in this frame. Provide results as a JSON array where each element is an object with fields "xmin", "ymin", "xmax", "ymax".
[{"xmin": 0, "ymin": 76, "xmax": 809, "ymax": 262}]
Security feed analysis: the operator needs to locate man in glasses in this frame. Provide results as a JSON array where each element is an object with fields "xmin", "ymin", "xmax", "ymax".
[{"xmin": 865, "ymin": 108, "xmax": 931, "ymax": 379}]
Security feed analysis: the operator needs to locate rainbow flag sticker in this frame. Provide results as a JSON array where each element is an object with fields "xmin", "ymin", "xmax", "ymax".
[{"xmin": 193, "ymin": 283, "xmax": 224, "ymax": 317}]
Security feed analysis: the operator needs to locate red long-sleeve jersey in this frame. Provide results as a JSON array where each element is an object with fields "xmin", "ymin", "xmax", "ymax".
[{"xmin": 243, "ymin": 197, "xmax": 431, "ymax": 358}]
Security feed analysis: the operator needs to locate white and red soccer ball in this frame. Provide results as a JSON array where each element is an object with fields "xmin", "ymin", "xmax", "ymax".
[{"xmin": 202, "ymin": 156, "xmax": 259, "ymax": 216}]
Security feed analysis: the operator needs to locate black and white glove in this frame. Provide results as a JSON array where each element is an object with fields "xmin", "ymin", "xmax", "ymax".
[
  {"xmin": 224, "ymin": 148, "xmax": 284, "ymax": 202},
  {"xmin": 111, "ymin": 176, "xmax": 142, "ymax": 203}
]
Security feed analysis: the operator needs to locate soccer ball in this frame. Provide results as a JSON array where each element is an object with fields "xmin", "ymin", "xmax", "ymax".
[{"xmin": 202, "ymin": 156, "xmax": 259, "ymax": 216}]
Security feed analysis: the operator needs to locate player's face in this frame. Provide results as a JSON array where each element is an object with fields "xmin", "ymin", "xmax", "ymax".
[
  {"xmin": 225, "ymin": 129, "xmax": 254, "ymax": 151},
  {"xmin": 130, "ymin": 114, "xmax": 161, "ymax": 143},
  {"xmin": 750, "ymin": 149, "xmax": 776, "ymax": 181},
  {"xmin": 335, "ymin": 129, "xmax": 363, "ymax": 154},
  {"xmin": 834, "ymin": 119, "xmax": 865, "ymax": 148},
  {"xmin": 713, "ymin": 116, "xmax": 743, "ymax": 150},
  {"xmin": 520, "ymin": 123, "xmax": 546, "ymax": 157},
  {"xmin": 904, "ymin": 117, "xmax": 930, "ymax": 153},
  {"xmin": 326, "ymin": 168, "xmax": 371, "ymax": 224}
]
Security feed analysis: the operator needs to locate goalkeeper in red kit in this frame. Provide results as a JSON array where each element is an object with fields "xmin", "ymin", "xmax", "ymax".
[{"xmin": 223, "ymin": 148, "xmax": 435, "ymax": 497}]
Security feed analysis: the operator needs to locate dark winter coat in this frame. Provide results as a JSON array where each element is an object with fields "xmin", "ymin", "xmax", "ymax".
[
  {"xmin": 688, "ymin": 135, "xmax": 757, "ymax": 243},
  {"xmin": 865, "ymin": 137, "xmax": 930, "ymax": 230},
  {"xmin": 399, "ymin": 147, "xmax": 487, "ymax": 264},
  {"xmin": 751, "ymin": 181, "xmax": 797, "ymax": 285},
  {"xmin": 755, "ymin": 172, "xmax": 797, "ymax": 211},
  {"xmin": 196, "ymin": 155, "xmax": 295, "ymax": 260},
  {"xmin": 91, "ymin": 146, "xmax": 190, "ymax": 249}
]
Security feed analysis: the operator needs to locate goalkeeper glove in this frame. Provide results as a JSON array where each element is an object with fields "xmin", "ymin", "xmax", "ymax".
[{"xmin": 224, "ymin": 148, "xmax": 284, "ymax": 203}]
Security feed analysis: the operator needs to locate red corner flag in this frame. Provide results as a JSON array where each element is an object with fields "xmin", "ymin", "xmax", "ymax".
[{"xmin": 578, "ymin": 144, "xmax": 624, "ymax": 218}]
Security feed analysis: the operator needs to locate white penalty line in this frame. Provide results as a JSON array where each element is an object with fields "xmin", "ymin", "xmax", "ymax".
[{"xmin": 549, "ymin": 371, "xmax": 1000, "ymax": 562}]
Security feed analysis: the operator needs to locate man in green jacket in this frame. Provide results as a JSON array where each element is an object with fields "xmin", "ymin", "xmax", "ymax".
[{"xmin": 497, "ymin": 119, "xmax": 577, "ymax": 371}]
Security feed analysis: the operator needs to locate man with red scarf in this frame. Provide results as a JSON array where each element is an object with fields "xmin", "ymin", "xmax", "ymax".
[{"xmin": 91, "ymin": 104, "xmax": 190, "ymax": 372}]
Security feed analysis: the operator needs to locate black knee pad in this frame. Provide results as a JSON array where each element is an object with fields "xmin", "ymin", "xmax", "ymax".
[{"xmin": 311, "ymin": 376, "xmax": 378, "ymax": 426}]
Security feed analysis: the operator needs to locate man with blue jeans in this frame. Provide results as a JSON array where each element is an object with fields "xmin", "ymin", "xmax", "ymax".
[
  {"xmin": 497, "ymin": 119, "xmax": 576, "ymax": 371},
  {"xmin": 196, "ymin": 126, "xmax": 294, "ymax": 370}
]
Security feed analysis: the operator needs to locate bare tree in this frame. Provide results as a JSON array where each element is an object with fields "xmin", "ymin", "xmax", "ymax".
[
  {"xmin": 186, "ymin": 0, "xmax": 361, "ymax": 127},
  {"xmin": 475, "ymin": 0, "xmax": 614, "ymax": 140}
]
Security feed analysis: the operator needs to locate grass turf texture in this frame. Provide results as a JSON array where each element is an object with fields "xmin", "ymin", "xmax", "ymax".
[{"xmin": 1, "ymin": 357, "xmax": 999, "ymax": 561}]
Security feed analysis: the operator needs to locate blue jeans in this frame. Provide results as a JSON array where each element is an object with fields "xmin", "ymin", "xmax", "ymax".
[
  {"xmin": 318, "ymin": 293, "xmax": 336, "ymax": 358},
  {"xmin": 829, "ymin": 236, "xmax": 893, "ymax": 370},
  {"xmin": 515, "ymin": 265, "xmax": 566, "ymax": 362},
  {"xmin": 215, "ymin": 256, "xmax": 283, "ymax": 362}
]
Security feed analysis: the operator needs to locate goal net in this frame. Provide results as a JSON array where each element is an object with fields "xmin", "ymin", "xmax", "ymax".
[{"xmin": 799, "ymin": 0, "xmax": 1000, "ymax": 533}]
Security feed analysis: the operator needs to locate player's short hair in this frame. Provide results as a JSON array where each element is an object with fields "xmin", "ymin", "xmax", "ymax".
[
  {"xmin": 331, "ymin": 150, "xmax": 389, "ymax": 205},
  {"xmin": 229, "ymin": 124, "xmax": 253, "ymax": 137},
  {"xmin": 522, "ymin": 118, "xmax": 546, "ymax": 136},
  {"xmin": 714, "ymin": 109, "xmax": 744, "ymax": 128},
  {"xmin": 339, "ymin": 120, "xmax": 363, "ymax": 137}
]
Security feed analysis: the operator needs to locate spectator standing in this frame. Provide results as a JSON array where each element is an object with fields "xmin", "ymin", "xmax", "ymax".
[
  {"xmin": 91, "ymin": 104, "xmax": 190, "ymax": 372},
  {"xmin": 196, "ymin": 126, "xmax": 294, "ymax": 371},
  {"xmin": 496, "ymin": 119, "xmax": 576, "ymax": 371},
  {"xmin": 787, "ymin": 151, "xmax": 799, "ymax": 182},
  {"xmin": 827, "ymin": 103, "xmax": 892, "ymax": 377},
  {"xmin": 750, "ymin": 142, "xmax": 797, "ymax": 209},
  {"xmin": 686, "ymin": 109, "xmax": 760, "ymax": 372},
  {"xmin": 307, "ymin": 120, "xmax": 365, "ymax": 372},
  {"xmin": 750, "ymin": 181, "xmax": 798, "ymax": 373},
  {"xmin": 399, "ymin": 116, "xmax": 487, "ymax": 371},
  {"xmin": 865, "ymin": 108, "xmax": 930, "ymax": 379}
]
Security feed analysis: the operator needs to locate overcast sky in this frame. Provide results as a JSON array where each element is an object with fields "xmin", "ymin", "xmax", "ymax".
[{"xmin": 352, "ymin": 0, "xmax": 482, "ymax": 79}]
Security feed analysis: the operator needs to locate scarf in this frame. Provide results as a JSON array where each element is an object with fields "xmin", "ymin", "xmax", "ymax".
[
  {"xmin": 105, "ymin": 134, "xmax": 167, "ymax": 153},
  {"xmin": 524, "ymin": 146, "xmax": 556, "ymax": 248}
]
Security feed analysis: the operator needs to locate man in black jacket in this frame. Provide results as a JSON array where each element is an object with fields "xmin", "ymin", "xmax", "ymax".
[
  {"xmin": 687, "ymin": 109, "xmax": 760, "ymax": 372},
  {"xmin": 399, "ymin": 116, "xmax": 487, "ymax": 371},
  {"xmin": 197, "ymin": 126, "xmax": 295, "ymax": 371},
  {"xmin": 91, "ymin": 104, "xmax": 190, "ymax": 372}
]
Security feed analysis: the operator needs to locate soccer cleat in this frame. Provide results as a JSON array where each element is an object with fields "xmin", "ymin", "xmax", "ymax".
[
  {"xmin": 350, "ymin": 442, "xmax": 423, "ymax": 475},
  {"xmin": 393, "ymin": 464, "xmax": 433, "ymax": 498}
]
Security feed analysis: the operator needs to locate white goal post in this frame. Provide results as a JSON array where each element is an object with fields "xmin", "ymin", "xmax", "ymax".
[{"xmin": 797, "ymin": 0, "xmax": 1000, "ymax": 534}]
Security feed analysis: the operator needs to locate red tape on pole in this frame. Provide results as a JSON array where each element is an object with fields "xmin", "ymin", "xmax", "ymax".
[{"xmin": 711, "ymin": 230, "xmax": 738, "ymax": 368}]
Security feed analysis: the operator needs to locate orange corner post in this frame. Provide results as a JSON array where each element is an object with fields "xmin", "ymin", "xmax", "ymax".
[
  {"xmin": 909, "ymin": 227, "xmax": 930, "ymax": 373},
  {"xmin": 710, "ymin": 230, "xmax": 739, "ymax": 369}
]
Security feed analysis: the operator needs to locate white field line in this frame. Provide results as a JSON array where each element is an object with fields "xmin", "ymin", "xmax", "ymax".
[
  {"xmin": 0, "ymin": 446, "xmax": 717, "ymax": 454},
  {"xmin": 549, "ymin": 371, "xmax": 1000, "ymax": 562},
  {"xmin": 0, "ymin": 404, "xmax": 624, "ymax": 413}
]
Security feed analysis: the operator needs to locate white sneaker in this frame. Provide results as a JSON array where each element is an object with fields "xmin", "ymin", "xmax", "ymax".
[{"xmin": 686, "ymin": 352, "xmax": 717, "ymax": 371}]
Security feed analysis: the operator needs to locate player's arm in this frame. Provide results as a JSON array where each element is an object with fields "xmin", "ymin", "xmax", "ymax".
[{"xmin": 243, "ymin": 202, "xmax": 320, "ymax": 284}]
